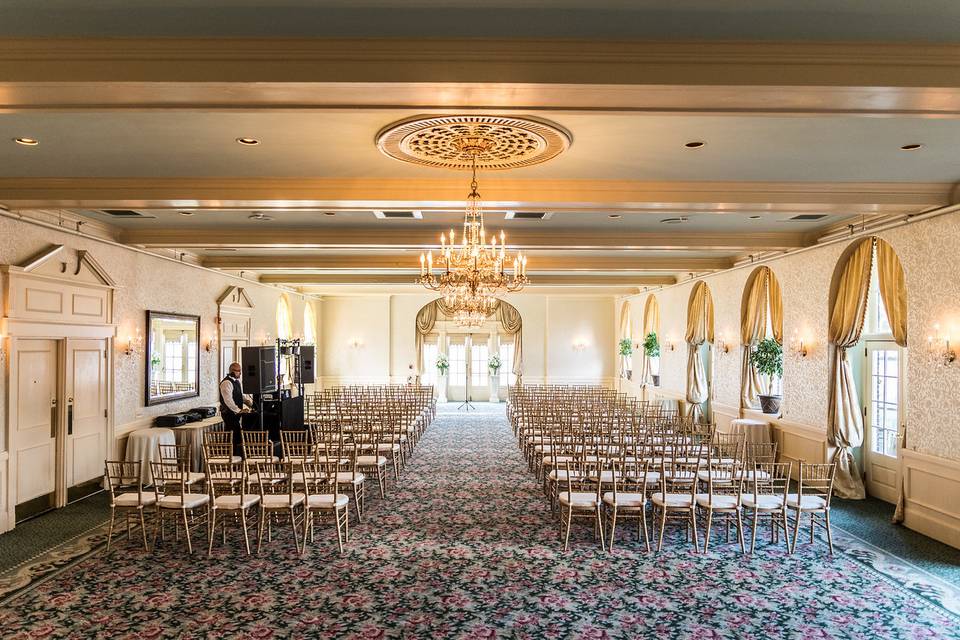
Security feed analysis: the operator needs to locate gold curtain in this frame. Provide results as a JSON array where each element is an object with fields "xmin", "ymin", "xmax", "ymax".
[
  {"xmin": 619, "ymin": 301, "xmax": 631, "ymax": 379},
  {"xmin": 414, "ymin": 301, "xmax": 438, "ymax": 377},
  {"xmin": 739, "ymin": 266, "xmax": 784, "ymax": 409},
  {"xmin": 827, "ymin": 237, "xmax": 873, "ymax": 499},
  {"xmin": 685, "ymin": 281, "xmax": 714, "ymax": 420},
  {"xmin": 874, "ymin": 238, "xmax": 909, "ymax": 521},
  {"xmin": 640, "ymin": 295, "xmax": 660, "ymax": 385},
  {"xmin": 496, "ymin": 302, "xmax": 524, "ymax": 377}
]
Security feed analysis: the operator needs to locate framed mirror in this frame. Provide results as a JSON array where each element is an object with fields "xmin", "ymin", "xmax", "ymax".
[{"xmin": 145, "ymin": 311, "xmax": 201, "ymax": 406}]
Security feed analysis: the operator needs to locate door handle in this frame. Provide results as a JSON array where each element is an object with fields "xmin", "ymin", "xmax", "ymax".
[
  {"xmin": 67, "ymin": 402, "xmax": 74, "ymax": 436},
  {"xmin": 50, "ymin": 401, "xmax": 57, "ymax": 439}
]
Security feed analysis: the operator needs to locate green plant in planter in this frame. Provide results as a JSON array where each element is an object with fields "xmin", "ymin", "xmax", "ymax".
[
  {"xmin": 642, "ymin": 332, "xmax": 660, "ymax": 358},
  {"xmin": 618, "ymin": 338, "xmax": 633, "ymax": 357},
  {"xmin": 150, "ymin": 354, "xmax": 162, "ymax": 369},
  {"xmin": 436, "ymin": 353, "xmax": 449, "ymax": 375},
  {"xmin": 488, "ymin": 354, "xmax": 502, "ymax": 373},
  {"xmin": 749, "ymin": 338, "xmax": 783, "ymax": 395}
]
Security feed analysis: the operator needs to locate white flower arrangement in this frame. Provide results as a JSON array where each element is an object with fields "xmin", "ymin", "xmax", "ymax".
[
  {"xmin": 488, "ymin": 354, "xmax": 502, "ymax": 373},
  {"xmin": 436, "ymin": 353, "xmax": 449, "ymax": 374}
]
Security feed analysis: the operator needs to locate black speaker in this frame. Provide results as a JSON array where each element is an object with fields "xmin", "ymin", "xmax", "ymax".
[
  {"xmin": 241, "ymin": 346, "xmax": 277, "ymax": 394},
  {"xmin": 298, "ymin": 345, "xmax": 316, "ymax": 384}
]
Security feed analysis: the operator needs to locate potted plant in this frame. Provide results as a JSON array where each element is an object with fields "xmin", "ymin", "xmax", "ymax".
[
  {"xmin": 643, "ymin": 332, "xmax": 661, "ymax": 386},
  {"xmin": 618, "ymin": 338, "xmax": 633, "ymax": 379},
  {"xmin": 436, "ymin": 353, "xmax": 449, "ymax": 376},
  {"xmin": 749, "ymin": 337, "xmax": 783, "ymax": 414},
  {"xmin": 488, "ymin": 354, "xmax": 502, "ymax": 375}
]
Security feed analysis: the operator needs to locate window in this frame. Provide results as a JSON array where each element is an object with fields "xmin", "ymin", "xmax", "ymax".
[
  {"xmin": 276, "ymin": 295, "xmax": 292, "ymax": 341},
  {"xmin": 448, "ymin": 342, "xmax": 466, "ymax": 383},
  {"xmin": 422, "ymin": 341, "xmax": 438, "ymax": 385},
  {"xmin": 471, "ymin": 343, "xmax": 489, "ymax": 387},
  {"xmin": 163, "ymin": 334, "xmax": 184, "ymax": 382},
  {"xmin": 500, "ymin": 343, "xmax": 517, "ymax": 386},
  {"xmin": 866, "ymin": 252, "xmax": 892, "ymax": 336},
  {"xmin": 762, "ymin": 295, "xmax": 783, "ymax": 396},
  {"xmin": 186, "ymin": 340, "xmax": 197, "ymax": 383},
  {"xmin": 869, "ymin": 348, "xmax": 900, "ymax": 458},
  {"xmin": 303, "ymin": 303, "xmax": 317, "ymax": 344}
]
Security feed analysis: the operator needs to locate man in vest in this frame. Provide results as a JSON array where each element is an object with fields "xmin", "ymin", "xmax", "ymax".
[{"xmin": 219, "ymin": 362, "xmax": 253, "ymax": 454}]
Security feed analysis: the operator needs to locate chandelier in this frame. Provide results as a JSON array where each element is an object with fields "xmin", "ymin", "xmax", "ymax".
[{"xmin": 417, "ymin": 139, "xmax": 528, "ymax": 313}]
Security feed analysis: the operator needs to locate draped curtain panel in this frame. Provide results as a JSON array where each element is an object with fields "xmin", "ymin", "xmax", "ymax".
[
  {"xmin": 739, "ymin": 266, "xmax": 784, "ymax": 409},
  {"xmin": 685, "ymin": 281, "xmax": 714, "ymax": 420},
  {"xmin": 827, "ymin": 238, "xmax": 874, "ymax": 499},
  {"xmin": 618, "ymin": 301, "xmax": 631, "ymax": 378},
  {"xmin": 640, "ymin": 295, "xmax": 660, "ymax": 385},
  {"xmin": 414, "ymin": 301, "xmax": 438, "ymax": 377},
  {"xmin": 874, "ymin": 238, "xmax": 909, "ymax": 521},
  {"xmin": 496, "ymin": 302, "xmax": 524, "ymax": 377}
]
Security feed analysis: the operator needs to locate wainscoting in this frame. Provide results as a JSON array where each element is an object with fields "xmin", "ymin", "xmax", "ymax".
[{"xmin": 901, "ymin": 449, "xmax": 960, "ymax": 549}]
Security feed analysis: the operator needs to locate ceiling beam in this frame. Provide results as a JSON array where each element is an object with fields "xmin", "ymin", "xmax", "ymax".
[
  {"xmin": 1, "ymin": 178, "xmax": 948, "ymax": 211},
  {"xmin": 258, "ymin": 273, "xmax": 676, "ymax": 286},
  {"xmin": 141, "ymin": 229, "xmax": 804, "ymax": 252},
  {"xmin": 203, "ymin": 254, "xmax": 732, "ymax": 271}
]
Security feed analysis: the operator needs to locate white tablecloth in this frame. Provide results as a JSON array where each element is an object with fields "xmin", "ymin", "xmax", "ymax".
[
  {"xmin": 728, "ymin": 418, "xmax": 773, "ymax": 445},
  {"xmin": 124, "ymin": 428, "xmax": 176, "ymax": 484}
]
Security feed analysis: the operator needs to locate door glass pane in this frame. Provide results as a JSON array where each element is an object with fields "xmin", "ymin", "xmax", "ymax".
[
  {"xmin": 471, "ymin": 344, "xmax": 488, "ymax": 387},
  {"xmin": 500, "ymin": 343, "xmax": 516, "ymax": 386},
  {"xmin": 422, "ymin": 342, "xmax": 438, "ymax": 385},
  {"xmin": 449, "ymin": 343, "xmax": 466, "ymax": 383},
  {"xmin": 869, "ymin": 347, "xmax": 900, "ymax": 459}
]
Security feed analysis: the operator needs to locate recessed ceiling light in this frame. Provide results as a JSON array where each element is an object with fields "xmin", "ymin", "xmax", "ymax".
[
  {"xmin": 608, "ymin": 214, "xmax": 622, "ymax": 219},
  {"xmin": 684, "ymin": 141, "xmax": 706, "ymax": 149},
  {"xmin": 323, "ymin": 211, "xmax": 336, "ymax": 216},
  {"xmin": 749, "ymin": 215, "xmax": 762, "ymax": 220},
  {"xmin": 660, "ymin": 216, "xmax": 689, "ymax": 224},
  {"xmin": 248, "ymin": 212, "xmax": 273, "ymax": 221},
  {"xmin": 14, "ymin": 137, "xmax": 38, "ymax": 146},
  {"xmin": 178, "ymin": 211, "xmax": 194, "ymax": 216},
  {"xmin": 236, "ymin": 137, "xmax": 260, "ymax": 146},
  {"xmin": 900, "ymin": 143, "xmax": 923, "ymax": 151}
]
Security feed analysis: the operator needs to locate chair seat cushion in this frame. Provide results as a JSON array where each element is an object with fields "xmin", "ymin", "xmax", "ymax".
[
  {"xmin": 214, "ymin": 494, "xmax": 260, "ymax": 510},
  {"xmin": 159, "ymin": 493, "xmax": 209, "ymax": 509},
  {"xmin": 542, "ymin": 455, "xmax": 575, "ymax": 466},
  {"xmin": 696, "ymin": 470, "xmax": 736, "ymax": 483},
  {"xmin": 335, "ymin": 471, "xmax": 366, "ymax": 485},
  {"xmin": 262, "ymin": 492, "xmax": 306, "ymax": 507},
  {"xmin": 651, "ymin": 492, "xmax": 693, "ymax": 508},
  {"xmin": 787, "ymin": 493, "xmax": 828, "ymax": 510},
  {"xmin": 113, "ymin": 492, "xmax": 157, "ymax": 508},
  {"xmin": 602, "ymin": 491, "xmax": 646, "ymax": 508},
  {"xmin": 547, "ymin": 469, "xmax": 581, "ymax": 482},
  {"xmin": 307, "ymin": 493, "xmax": 349, "ymax": 509},
  {"xmin": 742, "ymin": 494, "xmax": 784, "ymax": 510},
  {"xmin": 626, "ymin": 471, "xmax": 661, "ymax": 484},
  {"xmin": 558, "ymin": 491, "xmax": 599, "ymax": 508},
  {"xmin": 695, "ymin": 493, "xmax": 740, "ymax": 510},
  {"xmin": 357, "ymin": 455, "xmax": 387, "ymax": 467},
  {"xmin": 207, "ymin": 455, "xmax": 242, "ymax": 465}
]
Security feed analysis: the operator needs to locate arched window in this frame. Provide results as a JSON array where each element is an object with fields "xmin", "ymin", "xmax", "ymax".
[
  {"xmin": 740, "ymin": 266, "xmax": 783, "ymax": 411},
  {"xmin": 276, "ymin": 295, "xmax": 292, "ymax": 341},
  {"xmin": 640, "ymin": 295, "xmax": 661, "ymax": 386},
  {"xmin": 303, "ymin": 302, "xmax": 317, "ymax": 345},
  {"xmin": 618, "ymin": 300, "xmax": 633, "ymax": 379}
]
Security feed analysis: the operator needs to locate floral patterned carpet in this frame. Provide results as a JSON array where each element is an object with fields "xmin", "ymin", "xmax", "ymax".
[{"xmin": 1, "ymin": 403, "xmax": 959, "ymax": 639}]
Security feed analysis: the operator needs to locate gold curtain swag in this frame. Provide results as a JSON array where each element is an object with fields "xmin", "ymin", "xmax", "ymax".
[
  {"xmin": 685, "ymin": 281, "xmax": 714, "ymax": 421},
  {"xmin": 739, "ymin": 266, "xmax": 784, "ymax": 410}
]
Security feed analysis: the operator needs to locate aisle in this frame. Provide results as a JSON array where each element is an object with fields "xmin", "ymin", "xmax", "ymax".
[{"xmin": 0, "ymin": 403, "xmax": 957, "ymax": 638}]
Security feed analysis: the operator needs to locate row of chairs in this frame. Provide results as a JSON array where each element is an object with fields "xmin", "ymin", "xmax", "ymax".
[{"xmin": 510, "ymin": 385, "xmax": 838, "ymax": 555}]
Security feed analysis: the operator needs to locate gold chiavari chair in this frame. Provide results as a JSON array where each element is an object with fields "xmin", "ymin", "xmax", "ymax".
[
  {"xmin": 603, "ymin": 458, "xmax": 652, "ymax": 552},
  {"xmin": 301, "ymin": 459, "xmax": 350, "ymax": 555},
  {"xmin": 558, "ymin": 459, "xmax": 604, "ymax": 552},
  {"xmin": 788, "ymin": 462, "xmax": 837, "ymax": 555},
  {"xmin": 254, "ymin": 461, "xmax": 305, "ymax": 554},
  {"xmin": 158, "ymin": 443, "xmax": 206, "ymax": 490},
  {"xmin": 743, "ymin": 461, "xmax": 792, "ymax": 554},
  {"xmin": 696, "ymin": 460, "xmax": 746, "ymax": 553},
  {"xmin": 206, "ymin": 460, "xmax": 260, "ymax": 556},
  {"xmin": 150, "ymin": 461, "xmax": 211, "ymax": 555},
  {"xmin": 104, "ymin": 460, "xmax": 156, "ymax": 551},
  {"xmin": 652, "ymin": 454, "xmax": 702, "ymax": 553},
  {"xmin": 202, "ymin": 430, "xmax": 241, "ymax": 465}
]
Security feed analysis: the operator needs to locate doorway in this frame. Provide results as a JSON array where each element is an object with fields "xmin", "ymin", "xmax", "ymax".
[
  {"xmin": 444, "ymin": 334, "xmax": 490, "ymax": 403},
  {"xmin": 863, "ymin": 341, "xmax": 905, "ymax": 503}
]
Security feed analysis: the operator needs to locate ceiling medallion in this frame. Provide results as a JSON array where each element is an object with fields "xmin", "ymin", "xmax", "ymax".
[{"xmin": 375, "ymin": 115, "xmax": 571, "ymax": 171}]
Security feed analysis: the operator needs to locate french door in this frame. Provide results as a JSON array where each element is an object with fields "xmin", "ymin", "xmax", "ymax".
[
  {"xmin": 64, "ymin": 339, "xmax": 109, "ymax": 501},
  {"xmin": 444, "ymin": 335, "xmax": 489, "ymax": 402},
  {"xmin": 864, "ymin": 341, "xmax": 904, "ymax": 503},
  {"xmin": 447, "ymin": 339, "xmax": 467, "ymax": 401}
]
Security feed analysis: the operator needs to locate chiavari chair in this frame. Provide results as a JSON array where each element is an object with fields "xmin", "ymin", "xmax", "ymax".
[
  {"xmin": 603, "ymin": 458, "xmax": 652, "ymax": 552},
  {"xmin": 788, "ymin": 462, "xmax": 837, "ymax": 555},
  {"xmin": 301, "ymin": 459, "xmax": 350, "ymax": 555},
  {"xmin": 104, "ymin": 460, "xmax": 156, "ymax": 551},
  {"xmin": 206, "ymin": 460, "xmax": 260, "ymax": 556},
  {"xmin": 696, "ymin": 459, "xmax": 746, "ymax": 553},
  {"xmin": 743, "ymin": 461, "xmax": 792, "ymax": 554},
  {"xmin": 254, "ymin": 460, "xmax": 304, "ymax": 554},
  {"xmin": 150, "ymin": 461, "xmax": 211, "ymax": 555},
  {"xmin": 558, "ymin": 459, "xmax": 604, "ymax": 552}
]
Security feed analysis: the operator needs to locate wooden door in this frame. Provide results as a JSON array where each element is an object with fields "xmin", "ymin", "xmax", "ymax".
[
  {"xmin": 864, "ymin": 342, "xmax": 904, "ymax": 503},
  {"xmin": 13, "ymin": 339, "xmax": 59, "ymax": 506},
  {"xmin": 64, "ymin": 339, "xmax": 108, "ymax": 489}
]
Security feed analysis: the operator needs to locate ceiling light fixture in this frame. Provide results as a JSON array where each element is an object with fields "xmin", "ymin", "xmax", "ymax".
[
  {"xmin": 248, "ymin": 212, "xmax": 273, "ymax": 221},
  {"xmin": 900, "ymin": 143, "xmax": 924, "ymax": 151},
  {"xmin": 749, "ymin": 215, "xmax": 762, "ymax": 220},
  {"xmin": 14, "ymin": 137, "xmax": 38, "ymax": 146},
  {"xmin": 608, "ymin": 214, "xmax": 622, "ymax": 219},
  {"xmin": 323, "ymin": 212, "xmax": 336, "ymax": 217},
  {"xmin": 179, "ymin": 211, "xmax": 194, "ymax": 216},
  {"xmin": 236, "ymin": 137, "xmax": 260, "ymax": 146},
  {"xmin": 660, "ymin": 217, "xmax": 689, "ymax": 224},
  {"xmin": 684, "ymin": 141, "xmax": 706, "ymax": 149}
]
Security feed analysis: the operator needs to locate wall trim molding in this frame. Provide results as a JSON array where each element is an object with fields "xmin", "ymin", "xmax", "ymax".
[{"xmin": 901, "ymin": 449, "xmax": 960, "ymax": 550}]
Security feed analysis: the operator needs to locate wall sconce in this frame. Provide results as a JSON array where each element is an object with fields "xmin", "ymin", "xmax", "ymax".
[
  {"xmin": 716, "ymin": 332, "xmax": 731, "ymax": 354},
  {"xmin": 572, "ymin": 340, "xmax": 587, "ymax": 352},
  {"xmin": 927, "ymin": 324, "xmax": 956, "ymax": 366},
  {"xmin": 349, "ymin": 338, "xmax": 364, "ymax": 349},
  {"xmin": 122, "ymin": 327, "xmax": 144, "ymax": 356},
  {"xmin": 204, "ymin": 334, "xmax": 217, "ymax": 353},
  {"xmin": 788, "ymin": 329, "xmax": 809, "ymax": 358},
  {"xmin": 665, "ymin": 336, "xmax": 677, "ymax": 351}
]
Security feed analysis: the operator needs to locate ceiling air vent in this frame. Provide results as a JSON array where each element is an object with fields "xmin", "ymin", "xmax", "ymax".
[
  {"xmin": 101, "ymin": 209, "xmax": 154, "ymax": 218},
  {"xmin": 788, "ymin": 214, "xmax": 829, "ymax": 221},
  {"xmin": 505, "ymin": 211, "xmax": 552, "ymax": 220},
  {"xmin": 373, "ymin": 210, "xmax": 422, "ymax": 219}
]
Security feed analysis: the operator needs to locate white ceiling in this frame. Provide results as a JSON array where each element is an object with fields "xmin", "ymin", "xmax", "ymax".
[
  {"xmin": 2, "ymin": 111, "xmax": 958, "ymax": 183},
  {"xmin": 2, "ymin": 0, "xmax": 960, "ymax": 41}
]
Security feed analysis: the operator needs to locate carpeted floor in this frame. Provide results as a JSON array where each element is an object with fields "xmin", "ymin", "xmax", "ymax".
[{"xmin": 1, "ymin": 403, "xmax": 959, "ymax": 638}]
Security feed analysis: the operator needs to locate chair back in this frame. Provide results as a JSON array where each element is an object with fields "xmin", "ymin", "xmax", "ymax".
[
  {"xmin": 206, "ymin": 460, "xmax": 246, "ymax": 501},
  {"xmin": 753, "ymin": 461, "xmax": 792, "ymax": 500},
  {"xmin": 105, "ymin": 460, "xmax": 144, "ymax": 504},
  {"xmin": 798, "ymin": 462, "xmax": 836, "ymax": 508},
  {"xmin": 158, "ymin": 443, "xmax": 192, "ymax": 472}
]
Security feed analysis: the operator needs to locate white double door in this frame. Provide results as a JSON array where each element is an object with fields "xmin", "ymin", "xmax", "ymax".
[
  {"xmin": 13, "ymin": 338, "xmax": 109, "ymax": 511},
  {"xmin": 445, "ymin": 335, "xmax": 489, "ymax": 402}
]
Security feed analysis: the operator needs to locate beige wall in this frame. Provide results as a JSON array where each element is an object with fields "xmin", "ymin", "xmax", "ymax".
[
  {"xmin": 0, "ymin": 216, "xmax": 317, "ymax": 443},
  {"xmin": 617, "ymin": 210, "xmax": 960, "ymax": 464},
  {"xmin": 319, "ymin": 293, "xmax": 616, "ymax": 386}
]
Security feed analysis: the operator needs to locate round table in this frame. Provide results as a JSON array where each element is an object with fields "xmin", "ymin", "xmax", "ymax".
[
  {"xmin": 124, "ymin": 428, "xmax": 176, "ymax": 485},
  {"xmin": 728, "ymin": 418, "xmax": 773, "ymax": 444}
]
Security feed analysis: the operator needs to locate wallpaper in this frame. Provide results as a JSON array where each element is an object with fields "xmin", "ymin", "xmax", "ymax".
[{"xmin": 619, "ymin": 211, "xmax": 960, "ymax": 463}]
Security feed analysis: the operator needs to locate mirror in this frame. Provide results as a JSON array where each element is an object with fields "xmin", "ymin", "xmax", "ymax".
[{"xmin": 145, "ymin": 311, "xmax": 201, "ymax": 406}]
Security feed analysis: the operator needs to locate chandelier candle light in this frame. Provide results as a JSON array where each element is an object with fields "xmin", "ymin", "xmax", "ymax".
[{"xmin": 418, "ymin": 141, "xmax": 529, "ymax": 325}]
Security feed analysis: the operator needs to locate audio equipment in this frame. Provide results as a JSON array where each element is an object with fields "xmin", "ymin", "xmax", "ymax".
[
  {"xmin": 241, "ymin": 346, "xmax": 277, "ymax": 394},
  {"xmin": 298, "ymin": 345, "xmax": 316, "ymax": 384}
]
